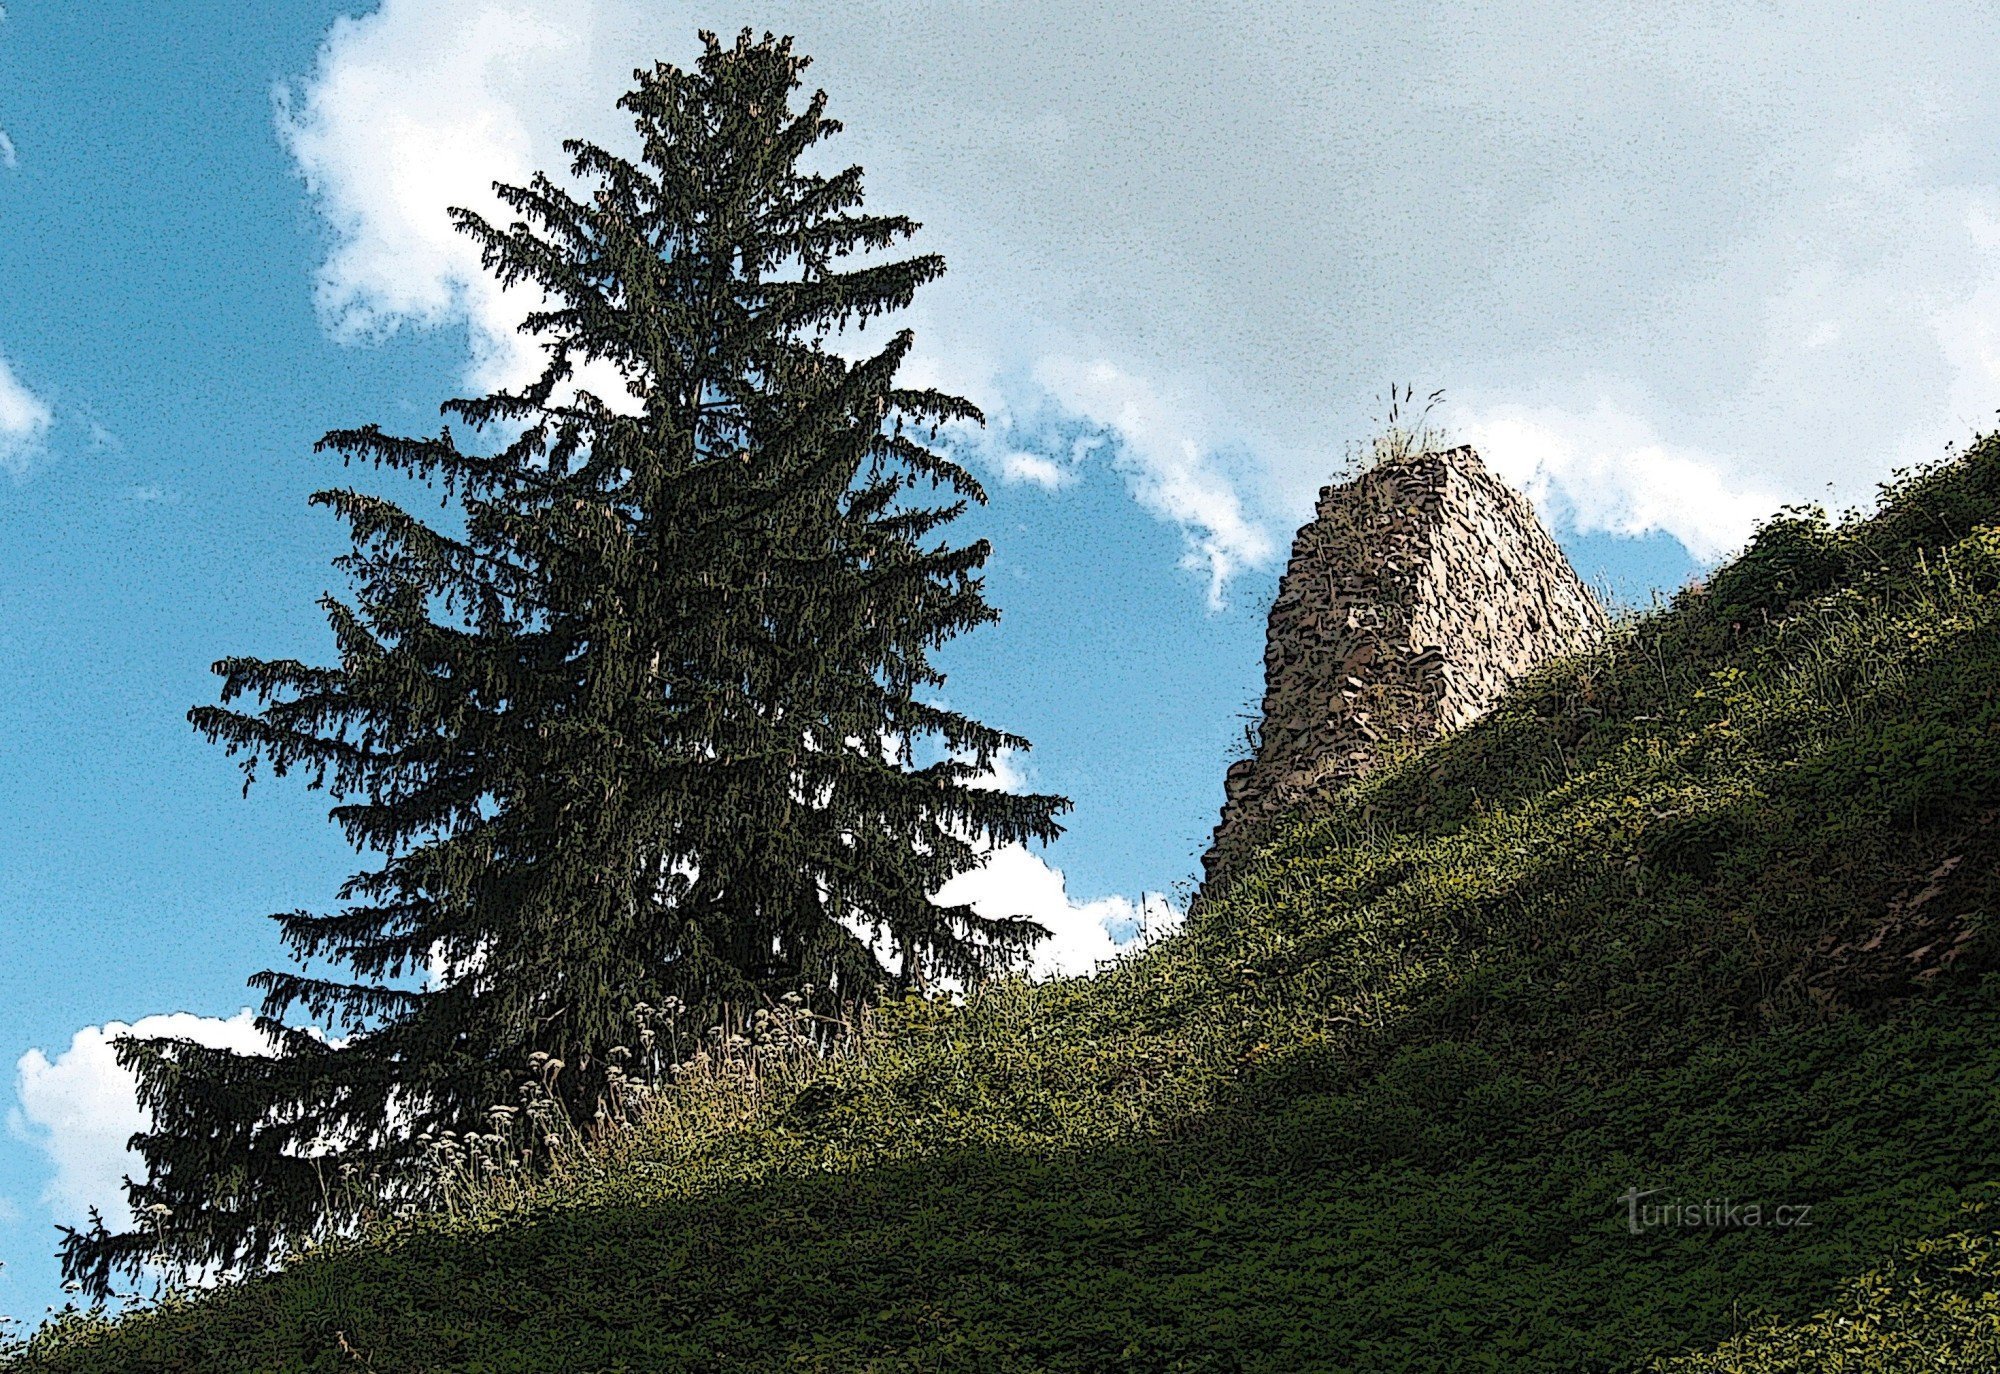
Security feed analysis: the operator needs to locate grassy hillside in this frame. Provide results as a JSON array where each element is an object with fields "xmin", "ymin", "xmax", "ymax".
[{"xmin": 13, "ymin": 442, "xmax": 2000, "ymax": 1372}]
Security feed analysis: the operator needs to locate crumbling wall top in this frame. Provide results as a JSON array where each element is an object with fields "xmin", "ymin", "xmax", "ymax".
[{"xmin": 1202, "ymin": 446, "xmax": 1603, "ymax": 886}]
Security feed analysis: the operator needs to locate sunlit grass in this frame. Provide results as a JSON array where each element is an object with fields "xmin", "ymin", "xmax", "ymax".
[{"xmin": 13, "ymin": 441, "xmax": 2000, "ymax": 1372}]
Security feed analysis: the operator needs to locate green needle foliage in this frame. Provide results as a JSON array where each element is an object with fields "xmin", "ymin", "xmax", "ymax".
[{"xmin": 59, "ymin": 29, "xmax": 1065, "ymax": 1300}]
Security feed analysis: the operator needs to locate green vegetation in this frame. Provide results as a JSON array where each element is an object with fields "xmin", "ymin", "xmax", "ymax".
[
  {"xmin": 14, "ymin": 439, "xmax": 2000, "ymax": 1369},
  {"xmin": 1655, "ymin": 1215, "xmax": 2000, "ymax": 1372},
  {"xmin": 64, "ymin": 31, "xmax": 1065, "ymax": 1298}
]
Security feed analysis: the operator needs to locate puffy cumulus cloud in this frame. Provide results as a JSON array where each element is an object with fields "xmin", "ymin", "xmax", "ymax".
[
  {"xmin": 1459, "ymin": 401, "xmax": 1788, "ymax": 563},
  {"xmin": 944, "ymin": 747, "xmax": 1180, "ymax": 979},
  {"xmin": 12, "ymin": 1011, "xmax": 268, "ymax": 1228},
  {"xmin": 0, "ymin": 351, "xmax": 50, "ymax": 475},
  {"xmin": 1451, "ymin": 121, "xmax": 2000, "ymax": 562},
  {"xmin": 935, "ymin": 845, "xmax": 1179, "ymax": 981},
  {"xmin": 275, "ymin": 0, "xmax": 1289, "ymax": 596},
  {"xmin": 276, "ymin": 1, "xmax": 632, "ymax": 396},
  {"xmin": 282, "ymin": 0, "xmax": 2000, "ymax": 583},
  {"xmin": 279, "ymin": 3, "xmax": 550, "ymax": 351}
]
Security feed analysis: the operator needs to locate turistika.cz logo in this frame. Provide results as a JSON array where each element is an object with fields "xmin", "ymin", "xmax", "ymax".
[{"xmin": 1618, "ymin": 1187, "xmax": 1814, "ymax": 1234}]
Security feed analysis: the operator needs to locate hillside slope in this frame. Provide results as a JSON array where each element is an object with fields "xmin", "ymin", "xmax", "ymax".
[{"xmin": 14, "ymin": 443, "xmax": 2000, "ymax": 1372}]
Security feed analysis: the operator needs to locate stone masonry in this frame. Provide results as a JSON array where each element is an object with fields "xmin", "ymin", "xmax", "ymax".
[{"xmin": 1203, "ymin": 445, "xmax": 1606, "ymax": 886}]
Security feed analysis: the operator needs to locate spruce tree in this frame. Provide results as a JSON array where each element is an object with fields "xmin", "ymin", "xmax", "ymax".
[{"xmin": 64, "ymin": 29, "xmax": 1067, "ymax": 1297}]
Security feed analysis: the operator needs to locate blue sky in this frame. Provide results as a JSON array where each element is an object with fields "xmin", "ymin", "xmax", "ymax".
[{"xmin": 5, "ymin": 0, "xmax": 1992, "ymax": 1326}]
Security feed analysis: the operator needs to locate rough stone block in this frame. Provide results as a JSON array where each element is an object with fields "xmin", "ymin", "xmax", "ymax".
[{"xmin": 1202, "ymin": 445, "xmax": 1605, "ymax": 887}]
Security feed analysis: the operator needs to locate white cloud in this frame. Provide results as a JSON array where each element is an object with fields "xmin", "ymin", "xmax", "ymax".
[
  {"xmin": 12, "ymin": 1011, "xmax": 268, "ymax": 1228},
  {"xmin": 1033, "ymin": 358, "xmax": 1277, "ymax": 605},
  {"xmin": 967, "ymin": 746, "xmax": 1032, "ymax": 796},
  {"xmin": 0, "ymin": 352, "xmax": 51, "ymax": 475},
  {"xmin": 0, "ymin": 129, "xmax": 17, "ymax": 170},
  {"xmin": 997, "ymin": 451, "xmax": 1072, "ymax": 491},
  {"xmin": 1932, "ymin": 196, "xmax": 2000, "ymax": 449},
  {"xmin": 276, "ymin": 0, "xmax": 1285, "ymax": 596},
  {"xmin": 1460, "ymin": 401, "xmax": 1788, "ymax": 562},
  {"xmin": 1450, "ymin": 115, "xmax": 2000, "ymax": 563},
  {"xmin": 936, "ymin": 844, "xmax": 1180, "ymax": 980},
  {"xmin": 858, "ymin": 842, "xmax": 1175, "ymax": 982},
  {"xmin": 281, "ymin": 0, "xmax": 2000, "ymax": 583},
  {"xmin": 942, "ymin": 746, "xmax": 1181, "ymax": 978},
  {"xmin": 277, "ymin": 2, "xmax": 625, "ymax": 396}
]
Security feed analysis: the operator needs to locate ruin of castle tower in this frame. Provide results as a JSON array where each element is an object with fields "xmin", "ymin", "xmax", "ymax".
[{"xmin": 1203, "ymin": 445, "xmax": 1606, "ymax": 886}]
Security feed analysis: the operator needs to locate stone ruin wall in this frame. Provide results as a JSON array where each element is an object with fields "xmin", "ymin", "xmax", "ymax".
[{"xmin": 1203, "ymin": 445, "xmax": 1607, "ymax": 886}]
